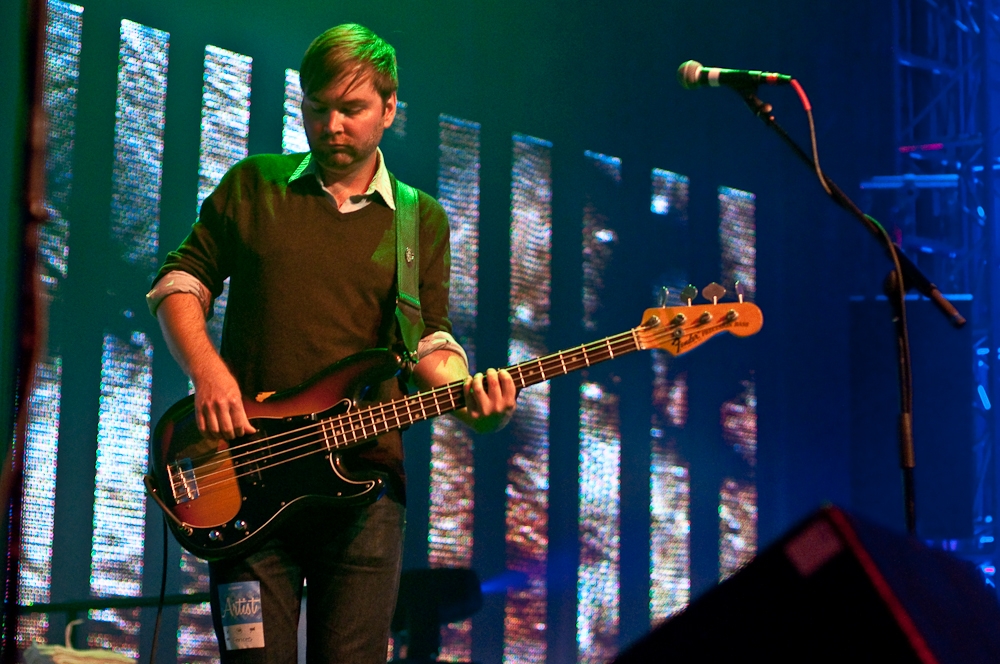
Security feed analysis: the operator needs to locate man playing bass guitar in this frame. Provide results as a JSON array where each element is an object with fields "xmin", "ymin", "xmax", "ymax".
[{"xmin": 146, "ymin": 23, "xmax": 516, "ymax": 663}]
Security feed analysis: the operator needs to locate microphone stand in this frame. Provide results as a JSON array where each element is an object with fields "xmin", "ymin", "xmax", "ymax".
[{"xmin": 734, "ymin": 87, "xmax": 966, "ymax": 537}]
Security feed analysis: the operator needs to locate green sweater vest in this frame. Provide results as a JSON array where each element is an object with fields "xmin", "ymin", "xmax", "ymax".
[{"xmin": 155, "ymin": 152, "xmax": 454, "ymax": 495}]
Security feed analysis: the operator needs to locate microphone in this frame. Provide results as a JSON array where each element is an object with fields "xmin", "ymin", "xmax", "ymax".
[{"xmin": 677, "ymin": 60, "xmax": 792, "ymax": 90}]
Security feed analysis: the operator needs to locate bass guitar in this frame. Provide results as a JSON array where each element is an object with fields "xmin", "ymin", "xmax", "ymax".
[{"xmin": 146, "ymin": 298, "xmax": 763, "ymax": 560}]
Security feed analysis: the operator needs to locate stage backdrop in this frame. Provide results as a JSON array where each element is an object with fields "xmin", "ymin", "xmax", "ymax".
[{"xmin": 0, "ymin": 0, "xmax": 898, "ymax": 662}]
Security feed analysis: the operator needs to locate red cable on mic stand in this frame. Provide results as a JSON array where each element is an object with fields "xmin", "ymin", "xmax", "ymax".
[{"xmin": 741, "ymin": 74, "xmax": 919, "ymax": 535}]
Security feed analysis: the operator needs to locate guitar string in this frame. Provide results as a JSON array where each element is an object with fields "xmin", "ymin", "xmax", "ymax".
[
  {"xmin": 166, "ymin": 312, "xmax": 752, "ymax": 501},
  {"xmin": 169, "ymin": 329, "xmax": 645, "ymax": 495},
  {"xmin": 175, "ymin": 377, "xmax": 464, "ymax": 466},
  {"xmin": 163, "ymin": 315, "xmax": 741, "ymax": 499},
  {"xmin": 169, "ymin": 330, "xmax": 647, "ymax": 497},
  {"xmin": 171, "ymin": 307, "xmax": 744, "ymax": 472},
  {"xmin": 173, "ymin": 326, "xmax": 644, "ymax": 471},
  {"xmin": 211, "ymin": 328, "xmax": 638, "ymax": 467},
  {"xmin": 165, "ymin": 378, "xmax": 465, "ymax": 492},
  {"xmin": 164, "ymin": 318, "xmax": 733, "ymax": 499},
  {"xmin": 166, "ymin": 313, "xmax": 750, "ymax": 499}
]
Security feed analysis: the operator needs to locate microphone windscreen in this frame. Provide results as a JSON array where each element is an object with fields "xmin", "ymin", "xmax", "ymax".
[{"xmin": 677, "ymin": 60, "xmax": 703, "ymax": 89}]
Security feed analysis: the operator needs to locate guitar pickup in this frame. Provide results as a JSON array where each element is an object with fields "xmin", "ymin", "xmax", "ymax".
[
  {"xmin": 168, "ymin": 457, "xmax": 199, "ymax": 504},
  {"xmin": 284, "ymin": 412, "xmax": 319, "ymax": 423}
]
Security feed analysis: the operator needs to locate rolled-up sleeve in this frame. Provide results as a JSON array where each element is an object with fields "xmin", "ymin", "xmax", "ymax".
[
  {"xmin": 146, "ymin": 270, "xmax": 214, "ymax": 318},
  {"xmin": 417, "ymin": 330, "xmax": 469, "ymax": 369}
]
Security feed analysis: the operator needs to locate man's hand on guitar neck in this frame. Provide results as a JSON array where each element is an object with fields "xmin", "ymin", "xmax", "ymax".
[
  {"xmin": 412, "ymin": 349, "xmax": 517, "ymax": 434},
  {"xmin": 156, "ymin": 293, "xmax": 257, "ymax": 440},
  {"xmin": 458, "ymin": 367, "xmax": 517, "ymax": 434}
]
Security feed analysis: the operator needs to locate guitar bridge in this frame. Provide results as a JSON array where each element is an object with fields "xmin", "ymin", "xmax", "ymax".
[{"xmin": 168, "ymin": 458, "xmax": 199, "ymax": 504}]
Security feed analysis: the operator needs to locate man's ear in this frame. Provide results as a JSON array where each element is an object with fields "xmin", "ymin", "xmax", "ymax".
[{"xmin": 383, "ymin": 91, "xmax": 398, "ymax": 129}]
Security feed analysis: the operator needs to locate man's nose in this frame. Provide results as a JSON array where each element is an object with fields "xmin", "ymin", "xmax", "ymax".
[{"xmin": 325, "ymin": 111, "xmax": 345, "ymax": 133}]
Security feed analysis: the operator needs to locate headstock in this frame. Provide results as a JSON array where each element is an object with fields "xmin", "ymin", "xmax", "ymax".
[{"xmin": 638, "ymin": 283, "xmax": 763, "ymax": 356}]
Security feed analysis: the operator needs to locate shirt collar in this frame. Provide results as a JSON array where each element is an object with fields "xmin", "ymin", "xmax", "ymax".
[{"xmin": 289, "ymin": 148, "xmax": 396, "ymax": 210}]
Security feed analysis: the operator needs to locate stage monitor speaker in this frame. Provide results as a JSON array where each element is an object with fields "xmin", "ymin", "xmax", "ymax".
[{"xmin": 613, "ymin": 506, "xmax": 1000, "ymax": 663}]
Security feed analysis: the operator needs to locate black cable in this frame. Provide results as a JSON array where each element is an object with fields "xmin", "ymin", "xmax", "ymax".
[
  {"xmin": 149, "ymin": 516, "xmax": 168, "ymax": 664},
  {"xmin": 802, "ymin": 99, "xmax": 916, "ymax": 534},
  {"xmin": 740, "ymin": 82, "xmax": 917, "ymax": 533},
  {"xmin": 791, "ymin": 84, "xmax": 914, "ymax": 478}
]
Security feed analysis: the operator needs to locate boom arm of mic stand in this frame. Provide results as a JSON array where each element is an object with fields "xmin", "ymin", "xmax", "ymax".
[
  {"xmin": 731, "ymin": 86, "xmax": 956, "ymax": 537},
  {"xmin": 736, "ymin": 89, "xmax": 966, "ymax": 328}
]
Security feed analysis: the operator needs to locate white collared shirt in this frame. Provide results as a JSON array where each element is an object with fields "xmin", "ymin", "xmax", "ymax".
[{"xmin": 291, "ymin": 147, "xmax": 397, "ymax": 213}]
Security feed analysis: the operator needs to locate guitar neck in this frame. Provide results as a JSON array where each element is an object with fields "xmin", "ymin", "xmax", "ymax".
[
  {"xmin": 505, "ymin": 327, "xmax": 642, "ymax": 391},
  {"xmin": 323, "ymin": 327, "xmax": 643, "ymax": 448}
]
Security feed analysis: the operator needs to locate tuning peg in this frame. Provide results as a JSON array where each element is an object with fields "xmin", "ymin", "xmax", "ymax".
[
  {"xmin": 702, "ymin": 282, "xmax": 726, "ymax": 305},
  {"xmin": 681, "ymin": 284, "xmax": 697, "ymax": 306},
  {"xmin": 734, "ymin": 281, "xmax": 745, "ymax": 304},
  {"xmin": 659, "ymin": 287, "xmax": 669, "ymax": 307}
]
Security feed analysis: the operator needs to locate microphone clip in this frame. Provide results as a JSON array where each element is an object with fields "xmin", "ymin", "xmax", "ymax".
[{"xmin": 737, "ymin": 89, "xmax": 774, "ymax": 122}]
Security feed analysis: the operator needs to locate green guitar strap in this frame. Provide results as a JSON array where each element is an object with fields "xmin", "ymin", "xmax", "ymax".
[{"xmin": 394, "ymin": 179, "xmax": 425, "ymax": 364}]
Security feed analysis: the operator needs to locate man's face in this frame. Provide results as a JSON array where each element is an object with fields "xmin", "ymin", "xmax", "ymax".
[{"xmin": 302, "ymin": 72, "xmax": 396, "ymax": 178}]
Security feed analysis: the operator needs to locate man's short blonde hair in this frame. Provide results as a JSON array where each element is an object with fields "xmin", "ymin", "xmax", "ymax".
[{"xmin": 299, "ymin": 24, "xmax": 398, "ymax": 101}]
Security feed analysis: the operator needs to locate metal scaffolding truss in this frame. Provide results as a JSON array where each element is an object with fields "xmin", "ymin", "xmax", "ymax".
[
  {"xmin": 881, "ymin": 0, "xmax": 1000, "ymax": 563},
  {"xmin": 891, "ymin": 0, "xmax": 983, "ymax": 292}
]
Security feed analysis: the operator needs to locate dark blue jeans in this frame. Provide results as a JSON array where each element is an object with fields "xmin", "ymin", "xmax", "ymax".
[{"xmin": 209, "ymin": 495, "xmax": 405, "ymax": 664}]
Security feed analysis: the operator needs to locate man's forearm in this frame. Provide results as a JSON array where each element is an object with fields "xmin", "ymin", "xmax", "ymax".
[
  {"xmin": 156, "ymin": 292, "xmax": 228, "ymax": 383},
  {"xmin": 156, "ymin": 293, "xmax": 254, "ymax": 438}
]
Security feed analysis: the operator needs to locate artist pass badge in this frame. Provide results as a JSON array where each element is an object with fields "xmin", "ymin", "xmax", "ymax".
[{"xmin": 218, "ymin": 581, "xmax": 265, "ymax": 649}]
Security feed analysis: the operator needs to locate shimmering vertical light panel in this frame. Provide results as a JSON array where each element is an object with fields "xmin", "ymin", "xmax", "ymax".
[
  {"xmin": 177, "ymin": 554, "xmax": 217, "ymax": 663},
  {"xmin": 718, "ymin": 186, "xmax": 757, "ymax": 580},
  {"xmin": 719, "ymin": 479, "xmax": 757, "ymax": 580},
  {"xmin": 38, "ymin": 0, "xmax": 83, "ymax": 290},
  {"xmin": 648, "ymin": 351, "xmax": 690, "ymax": 624},
  {"xmin": 582, "ymin": 151, "xmax": 620, "ymax": 332},
  {"xmin": 718, "ymin": 186, "xmax": 756, "ymax": 298},
  {"xmin": 718, "ymin": 382, "xmax": 757, "ymax": 579},
  {"xmin": 17, "ymin": 358, "xmax": 63, "ymax": 647},
  {"xmin": 504, "ymin": 134, "xmax": 553, "ymax": 664},
  {"xmin": 648, "ymin": 169, "xmax": 691, "ymax": 624},
  {"xmin": 109, "ymin": 20, "xmax": 169, "ymax": 270},
  {"xmin": 198, "ymin": 46, "xmax": 251, "ymax": 363},
  {"xmin": 577, "ymin": 383, "xmax": 620, "ymax": 663},
  {"xmin": 176, "ymin": 45, "xmax": 253, "ymax": 664},
  {"xmin": 649, "ymin": 443, "xmax": 689, "ymax": 622},
  {"xmin": 650, "ymin": 169, "xmax": 689, "ymax": 221},
  {"xmin": 197, "ymin": 46, "xmax": 251, "ymax": 209},
  {"xmin": 577, "ymin": 150, "xmax": 622, "ymax": 662},
  {"xmin": 429, "ymin": 115, "xmax": 481, "ymax": 661},
  {"xmin": 282, "ymin": 69, "xmax": 309, "ymax": 154},
  {"xmin": 722, "ymin": 380, "xmax": 757, "ymax": 468},
  {"xmin": 391, "ymin": 101, "xmax": 408, "ymax": 139},
  {"xmin": 437, "ymin": 115, "xmax": 480, "ymax": 352},
  {"xmin": 89, "ymin": 332, "xmax": 153, "ymax": 658}
]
